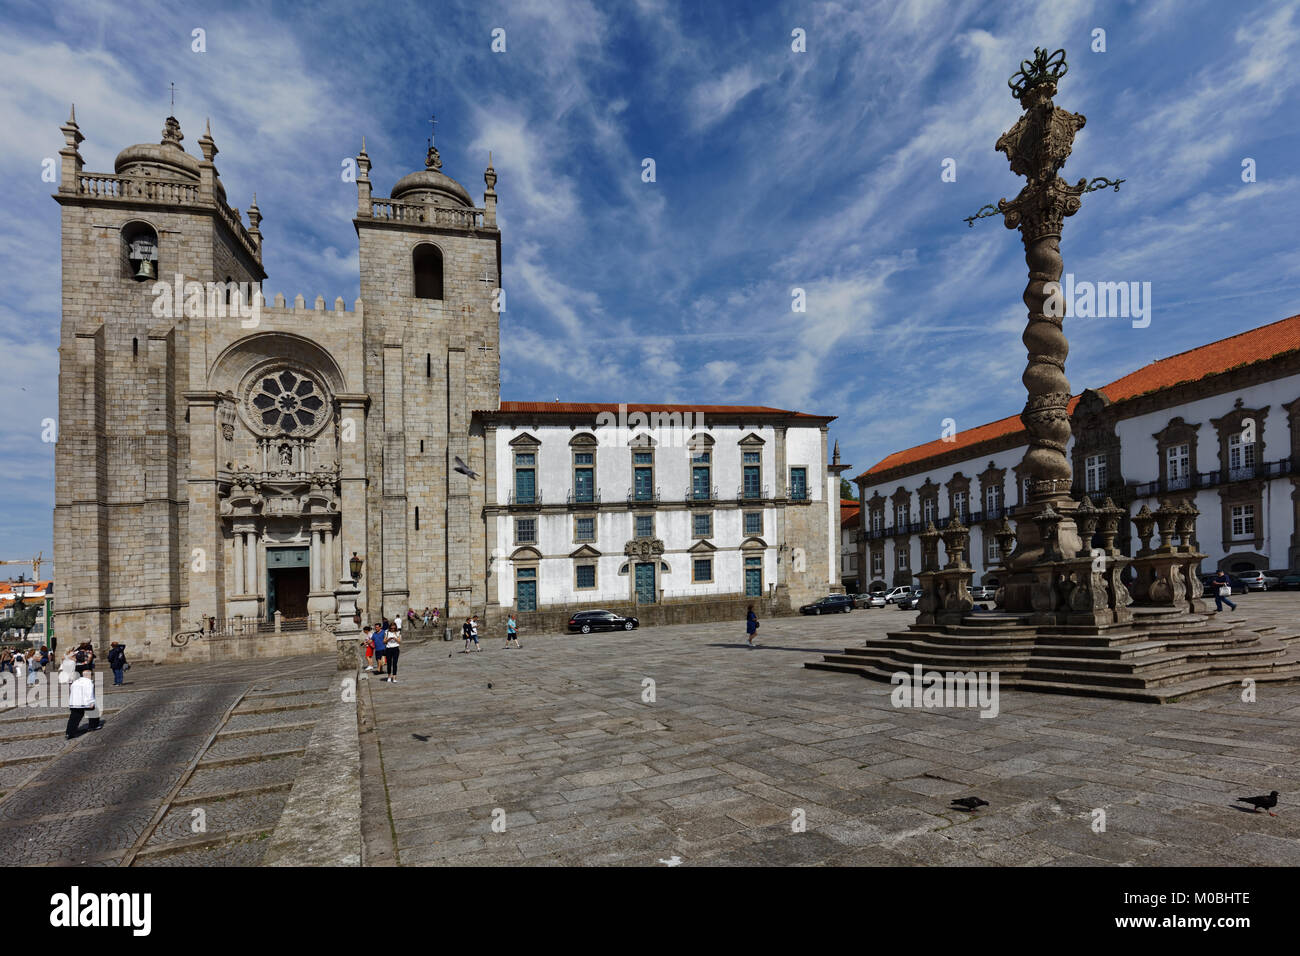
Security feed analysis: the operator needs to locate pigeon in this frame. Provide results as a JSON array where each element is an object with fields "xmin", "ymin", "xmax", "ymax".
[
  {"xmin": 453, "ymin": 455, "xmax": 479, "ymax": 479},
  {"xmin": 950, "ymin": 797, "xmax": 990, "ymax": 812},
  {"xmin": 412, "ymin": 733, "xmax": 429, "ymax": 742},
  {"xmin": 1236, "ymin": 791, "xmax": 1279, "ymax": 816},
  {"xmin": 487, "ymin": 682, "xmax": 493, "ymax": 689}
]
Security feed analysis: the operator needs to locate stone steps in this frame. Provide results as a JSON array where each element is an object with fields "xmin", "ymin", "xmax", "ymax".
[{"xmin": 806, "ymin": 609, "xmax": 1300, "ymax": 703}]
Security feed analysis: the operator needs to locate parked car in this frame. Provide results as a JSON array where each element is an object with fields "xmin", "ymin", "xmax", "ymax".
[
  {"xmin": 1234, "ymin": 570, "xmax": 1279, "ymax": 591},
  {"xmin": 799, "ymin": 594, "xmax": 854, "ymax": 615},
  {"xmin": 896, "ymin": 589, "xmax": 923, "ymax": 610},
  {"xmin": 567, "ymin": 610, "xmax": 639, "ymax": 633},
  {"xmin": 970, "ymin": 584, "xmax": 998, "ymax": 601},
  {"xmin": 883, "ymin": 586, "xmax": 914, "ymax": 604},
  {"xmin": 854, "ymin": 592, "xmax": 887, "ymax": 608},
  {"xmin": 1278, "ymin": 573, "xmax": 1300, "ymax": 591},
  {"xmin": 1201, "ymin": 574, "xmax": 1247, "ymax": 596}
]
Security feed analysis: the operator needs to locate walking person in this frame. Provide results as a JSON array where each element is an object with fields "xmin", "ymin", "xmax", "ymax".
[
  {"xmin": 362, "ymin": 626, "xmax": 375, "ymax": 671},
  {"xmin": 470, "ymin": 616, "xmax": 482, "ymax": 652},
  {"xmin": 25, "ymin": 648, "xmax": 41, "ymax": 686},
  {"xmin": 1212, "ymin": 570, "xmax": 1238, "ymax": 613},
  {"xmin": 372, "ymin": 622, "xmax": 388, "ymax": 675},
  {"xmin": 505, "ymin": 613, "xmax": 520, "ymax": 648},
  {"xmin": 12, "ymin": 649, "xmax": 24, "ymax": 682},
  {"xmin": 746, "ymin": 605, "xmax": 760, "ymax": 647},
  {"xmin": 66, "ymin": 666, "xmax": 101, "ymax": 739},
  {"xmin": 107, "ymin": 642, "xmax": 127, "ymax": 685},
  {"xmin": 0, "ymin": 648, "xmax": 11, "ymax": 674},
  {"xmin": 461, "ymin": 617, "xmax": 474, "ymax": 653},
  {"xmin": 383, "ymin": 627, "xmax": 401, "ymax": 682}
]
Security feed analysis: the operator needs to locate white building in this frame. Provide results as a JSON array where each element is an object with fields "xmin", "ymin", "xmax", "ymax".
[
  {"xmin": 856, "ymin": 313, "xmax": 1300, "ymax": 589},
  {"xmin": 473, "ymin": 403, "xmax": 840, "ymax": 623}
]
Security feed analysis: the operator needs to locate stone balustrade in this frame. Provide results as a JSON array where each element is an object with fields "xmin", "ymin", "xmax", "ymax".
[{"xmin": 368, "ymin": 199, "xmax": 484, "ymax": 229}]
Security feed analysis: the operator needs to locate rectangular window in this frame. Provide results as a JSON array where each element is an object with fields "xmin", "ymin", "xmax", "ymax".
[
  {"xmin": 743, "ymin": 464, "xmax": 761, "ymax": 498},
  {"xmin": 1229, "ymin": 434, "xmax": 1256, "ymax": 479},
  {"xmin": 692, "ymin": 558, "xmax": 713, "ymax": 583},
  {"xmin": 693, "ymin": 512, "xmax": 712, "ymax": 537},
  {"xmin": 895, "ymin": 504, "xmax": 908, "ymax": 528},
  {"xmin": 789, "ymin": 467, "xmax": 807, "ymax": 500},
  {"xmin": 1084, "ymin": 454, "xmax": 1107, "ymax": 493},
  {"xmin": 923, "ymin": 498, "xmax": 935, "ymax": 524},
  {"xmin": 574, "ymin": 456, "xmax": 594, "ymax": 502},
  {"xmin": 635, "ymin": 514, "xmax": 653, "ymax": 538},
  {"xmin": 897, "ymin": 549, "xmax": 908, "ymax": 570},
  {"xmin": 575, "ymin": 564, "xmax": 596, "ymax": 589},
  {"xmin": 744, "ymin": 511, "xmax": 762, "ymax": 535},
  {"xmin": 953, "ymin": 491, "xmax": 968, "ymax": 519},
  {"xmin": 633, "ymin": 451, "xmax": 653, "ymax": 465},
  {"xmin": 634, "ymin": 466, "xmax": 653, "ymax": 501},
  {"xmin": 692, "ymin": 465, "xmax": 711, "ymax": 500},
  {"xmin": 872, "ymin": 552, "xmax": 883, "ymax": 575},
  {"xmin": 1167, "ymin": 444, "xmax": 1190, "ymax": 489},
  {"xmin": 575, "ymin": 517, "xmax": 594, "ymax": 541},
  {"xmin": 987, "ymin": 537, "xmax": 1001, "ymax": 563},
  {"xmin": 1022, "ymin": 476, "xmax": 1033, "ymax": 503},
  {"xmin": 515, "ymin": 518, "xmax": 536, "ymax": 544},
  {"xmin": 985, "ymin": 484, "xmax": 1003, "ymax": 515},
  {"xmin": 514, "ymin": 453, "xmax": 536, "ymax": 504},
  {"xmin": 743, "ymin": 451, "xmax": 761, "ymax": 464},
  {"xmin": 692, "ymin": 450, "xmax": 711, "ymax": 464},
  {"xmin": 871, "ymin": 510, "xmax": 883, "ymax": 533},
  {"xmin": 1231, "ymin": 504, "xmax": 1255, "ymax": 538}
]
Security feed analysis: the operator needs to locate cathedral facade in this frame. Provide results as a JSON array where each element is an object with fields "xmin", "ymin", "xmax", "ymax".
[{"xmin": 52, "ymin": 111, "xmax": 839, "ymax": 662}]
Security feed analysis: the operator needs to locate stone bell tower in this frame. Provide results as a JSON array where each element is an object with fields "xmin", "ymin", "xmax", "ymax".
[
  {"xmin": 52, "ymin": 109, "xmax": 265, "ymax": 652},
  {"xmin": 352, "ymin": 131, "xmax": 501, "ymax": 622}
]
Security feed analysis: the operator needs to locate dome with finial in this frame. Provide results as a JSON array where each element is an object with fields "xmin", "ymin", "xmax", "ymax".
[
  {"xmin": 113, "ymin": 115, "xmax": 228, "ymax": 203},
  {"xmin": 115, "ymin": 116, "xmax": 201, "ymax": 181},
  {"xmin": 390, "ymin": 141, "xmax": 473, "ymax": 208}
]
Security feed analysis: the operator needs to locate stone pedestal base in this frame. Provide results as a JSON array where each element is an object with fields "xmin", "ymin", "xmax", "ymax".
[
  {"xmin": 917, "ymin": 567, "xmax": 974, "ymax": 626},
  {"xmin": 1130, "ymin": 548, "xmax": 1205, "ymax": 615},
  {"xmin": 336, "ymin": 634, "xmax": 361, "ymax": 671}
]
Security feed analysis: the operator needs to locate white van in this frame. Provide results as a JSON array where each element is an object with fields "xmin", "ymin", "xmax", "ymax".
[{"xmin": 884, "ymin": 586, "xmax": 913, "ymax": 604}]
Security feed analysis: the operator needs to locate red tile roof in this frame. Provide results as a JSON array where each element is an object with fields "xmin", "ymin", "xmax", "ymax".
[
  {"xmin": 840, "ymin": 500, "xmax": 861, "ymax": 528},
  {"xmin": 860, "ymin": 313, "xmax": 1300, "ymax": 479}
]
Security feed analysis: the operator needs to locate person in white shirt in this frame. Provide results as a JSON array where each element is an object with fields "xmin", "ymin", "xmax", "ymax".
[
  {"xmin": 66, "ymin": 667, "xmax": 102, "ymax": 739},
  {"xmin": 58, "ymin": 650, "xmax": 76, "ymax": 685}
]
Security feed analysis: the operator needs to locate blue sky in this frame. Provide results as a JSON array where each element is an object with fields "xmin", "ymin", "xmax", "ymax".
[{"xmin": 1, "ymin": 0, "xmax": 1298, "ymax": 566}]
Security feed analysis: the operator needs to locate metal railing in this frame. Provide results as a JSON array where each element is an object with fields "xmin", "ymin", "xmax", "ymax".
[
  {"xmin": 627, "ymin": 486, "xmax": 661, "ymax": 503},
  {"xmin": 508, "ymin": 491, "xmax": 542, "ymax": 506}
]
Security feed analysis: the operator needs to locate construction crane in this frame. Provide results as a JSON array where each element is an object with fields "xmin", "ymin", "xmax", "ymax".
[{"xmin": 0, "ymin": 552, "xmax": 45, "ymax": 581}]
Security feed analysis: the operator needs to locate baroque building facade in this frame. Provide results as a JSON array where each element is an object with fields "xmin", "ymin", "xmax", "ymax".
[
  {"xmin": 855, "ymin": 314, "xmax": 1300, "ymax": 591},
  {"xmin": 51, "ymin": 111, "xmax": 840, "ymax": 661}
]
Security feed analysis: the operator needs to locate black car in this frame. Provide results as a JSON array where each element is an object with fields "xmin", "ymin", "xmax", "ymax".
[
  {"xmin": 1201, "ymin": 573, "xmax": 1247, "ymax": 596},
  {"xmin": 567, "ymin": 610, "xmax": 639, "ymax": 633},
  {"xmin": 896, "ymin": 589, "xmax": 924, "ymax": 610},
  {"xmin": 799, "ymin": 594, "xmax": 854, "ymax": 615}
]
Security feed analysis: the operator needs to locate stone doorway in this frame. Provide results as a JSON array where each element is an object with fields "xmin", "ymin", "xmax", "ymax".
[{"xmin": 267, "ymin": 546, "xmax": 310, "ymax": 621}]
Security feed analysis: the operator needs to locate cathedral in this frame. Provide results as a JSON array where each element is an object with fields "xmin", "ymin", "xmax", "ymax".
[{"xmin": 52, "ymin": 110, "xmax": 841, "ymax": 662}]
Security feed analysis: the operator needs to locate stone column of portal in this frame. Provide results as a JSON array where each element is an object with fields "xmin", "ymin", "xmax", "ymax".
[
  {"xmin": 233, "ymin": 531, "xmax": 245, "ymax": 596},
  {"xmin": 246, "ymin": 532, "xmax": 258, "ymax": 596},
  {"xmin": 310, "ymin": 531, "xmax": 321, "ymax": 591}
]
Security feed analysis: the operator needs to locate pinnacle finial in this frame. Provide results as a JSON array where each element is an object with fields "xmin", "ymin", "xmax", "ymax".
[
  {"xmin": 360, "ymin": 135, "xmax": 366, "ymax": 153},
  {"xmin": 68, "ymin": 103, "xmax": 76, "ymax": 124},
  {"xmin": 205, "ymin": 117, "xmax": 212, "ymax": 136}
]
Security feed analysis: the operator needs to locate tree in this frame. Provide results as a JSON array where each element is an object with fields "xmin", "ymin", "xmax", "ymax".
[
  {"xmin": 3, "ymin": 603, "xmax": 38, "ymax": 639},
  {"xmin": 840, "ymin": 478, "xmax": 857, "ymax": 501}
]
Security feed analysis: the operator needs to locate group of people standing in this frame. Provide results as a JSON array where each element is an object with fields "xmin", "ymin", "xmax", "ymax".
[{"xmin": 363, "ymin": 618, "xmax": 402, "ymax": 682}]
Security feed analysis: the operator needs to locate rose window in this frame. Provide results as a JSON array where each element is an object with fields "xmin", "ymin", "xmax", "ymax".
[{"xmin": 249, "ymin": 369, "xmax": 325, "ymax": 435}]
